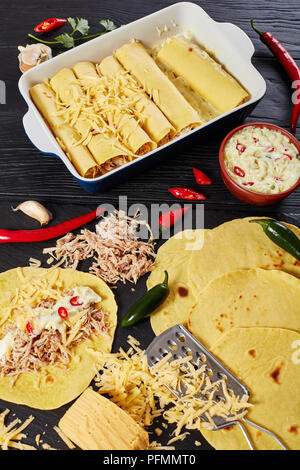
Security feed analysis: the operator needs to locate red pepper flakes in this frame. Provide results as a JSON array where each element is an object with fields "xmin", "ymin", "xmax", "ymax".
[
  {"xmin": 234, "ymin": 166, "xmax": 245, "ymax": 177},
  {"xmin": 242, "ymin": 182, "xmax": 255, "ymax": 186},
  {"xmin": 265, "ymin": 146, "xmax": 274, "ymax": 152}
]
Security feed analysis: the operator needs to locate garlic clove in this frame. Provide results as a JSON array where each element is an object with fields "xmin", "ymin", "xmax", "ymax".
[
  {"xmin": 12, "ymin": 201, "xmax": 53, "ymax": 226},
  {"xmin": 18, "ymin": 44, "xmax": 52, "ymax": 73}
]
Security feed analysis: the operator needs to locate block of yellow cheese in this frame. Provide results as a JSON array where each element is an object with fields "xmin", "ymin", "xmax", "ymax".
[{"xmin": 58, "ymin": 388, "xmax": 149, "ymax": 450}]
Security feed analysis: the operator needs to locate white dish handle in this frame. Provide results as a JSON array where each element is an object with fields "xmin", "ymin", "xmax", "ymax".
[
  {"xmin": 217, "ymin": 22, "xmax": 255, "ymax": 61},
  {"xmin": 23, "ymin": 108, "xmax": 60, "ymax": 156}
]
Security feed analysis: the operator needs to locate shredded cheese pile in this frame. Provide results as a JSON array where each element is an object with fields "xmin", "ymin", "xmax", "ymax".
[
  {"xmin": 0, "ymin": 409, "xmax": 35, "ymax": 450},
  {"xmin": 50, "ymin": 68, "xmax": 149, "ymax": 157},
  {"xmin": 43, "ymin": 210, "xmax": 156, "ymax": 285},
  {"xmin": 94, "ymin": 336, "xmax": 252, "ymax": 443}
]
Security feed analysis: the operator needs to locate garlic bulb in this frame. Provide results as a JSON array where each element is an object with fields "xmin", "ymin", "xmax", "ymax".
[
  {"xmin": 12, "ymin": 201, "xmax": 52, "ymax": 226},
  {"xmin": 18, "ymin": 44, "xmax": 52, "ymax": 73}
]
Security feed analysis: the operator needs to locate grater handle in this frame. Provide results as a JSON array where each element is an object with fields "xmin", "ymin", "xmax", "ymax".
[
  {"xmin": 241, "ymin": 417, "xmax": 288, "ymax": 450},
  {"xmin": 235, "ymin": 421, "xmax": 254, "ymax": 450}
]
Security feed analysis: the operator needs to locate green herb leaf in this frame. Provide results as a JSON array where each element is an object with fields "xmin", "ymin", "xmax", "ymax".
[
  {"xmin": 67, "ymin": 17, "xmax": 77, "ymax": 30},
  {"xmin": 55, "ymin": 33, "xmax": 75, "ymax": 48},
  {"xmin": 74, "ymin": 18, "xmax": 90, "ymax": 35},
  {"xmin": 100, "ymin": 19, "xmax": 117, "ymax": 31}
]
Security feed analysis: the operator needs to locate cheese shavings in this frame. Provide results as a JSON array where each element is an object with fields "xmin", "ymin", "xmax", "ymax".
[
  {"xmin": 94, "ymin": 336, "xmax": 252, "ymax": 443},
  {"xmin": 52, "ymin": 69, "xmax": 151, "ymax": 159},
  {"xmin": 0, "ymin": 409, "xmax": 35, "ymax": 450},
  {"xmin": 43, "ymin": 210, "xmax": 156, "ymax": 285}
]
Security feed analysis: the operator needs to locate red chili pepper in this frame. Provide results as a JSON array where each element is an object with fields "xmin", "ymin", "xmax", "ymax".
[
  {"xmin": 284, "ymin": 153, "xmax": 293, "ymax": 160},
  {"xmin": 251, "ymin": 19, "xmax": 300, "ymax": 135},
  {"xmin": 26, "ymin": 321, "xmax": 34, "ymax": 334},
  {"xmin": 0, "ymin": 207, "xmax": 105, "ymax": 244},
  {"xmin": 58, "ymin": 307, "xmax": 68, "ymax": 319},
  {"xmin": 253, "ymin": 137, "xmax": 259, "ymax": 143},
  {"xmin": 242, "ymin": 182, "xmax": 255, "ymax": 186},
  {"xmin": 159, "ymin": 206, "xmax": 190, "ymax": 232},
  {"xmin": 192, "ymin": 168, "xmax": 212, "ymax": 185},
  {"xmin": 169, "ymin": 188, "xmax": 206, "ymax": 201},
  {"xmin": 234, "ymin": 166, "xmax": 245, "ymax": 177},
  {"xmin": 265, "ymin": 146, "xmax": 274, "ymax": 153},
  {"xmin": 236, "ymin": 142, "xmax": 246, "ymax": 153},
  {"xmin": 70, "ymin": 296, "xmax": 83, "ymax": 306},
  {"xmin": 34, "ymin": 18, "xmax": 67, "ymax": 33}
]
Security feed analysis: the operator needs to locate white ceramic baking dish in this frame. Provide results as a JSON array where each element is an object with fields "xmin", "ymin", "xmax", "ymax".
[{"xmin": 18, "ymin": 1, "xmax": 266, "ymax": 193}]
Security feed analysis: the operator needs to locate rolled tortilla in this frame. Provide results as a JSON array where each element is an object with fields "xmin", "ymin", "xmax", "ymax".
[
  {"xmin": 156, "ymin": 36, "xmax": 249, "ymax": 114},
  {"xmin": 71, "ymin": 62, "xmax": 156, "ymax": 156},
  {"xmin": 115, "ymin": 41, "xmax": 202, "ymax": 134},
  {"xmin": 49, "ymin": 68, "xmax": 131, "ymax": 171},
  {"xmin": 98, "ymin": 56, "xmax": 175, "ymax": 145},
  {"xmin": 30, "ymin": 83, "xmax": 100, "ymax": 178}
]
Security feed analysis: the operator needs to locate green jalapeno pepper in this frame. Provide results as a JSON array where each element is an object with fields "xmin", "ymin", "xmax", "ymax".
[
  {"xmin": 121, "ymin": 271, "xmax": 169, "ymax": 327},
  {"xmin": 250, "ymin": 219, "xmax": 300, "ymax": 262}
]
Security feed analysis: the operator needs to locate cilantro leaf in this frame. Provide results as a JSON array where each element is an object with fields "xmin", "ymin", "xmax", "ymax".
[
  {"xmin": 74, "ymin": 18, "xmax": 90, "ymax": 35},
  {"xmin": 100, "ymin": 19, "xmax": 117, "ymax": 31},
  {"xmin": 55, "ymin": 33, "xmax": 75, "ymax": 49},
  {"xmin": 67, "ymin": 17, "xmax": 77, "ymax": 30}
]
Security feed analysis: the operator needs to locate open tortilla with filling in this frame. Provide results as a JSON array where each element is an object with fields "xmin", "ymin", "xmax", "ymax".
[{"xmin": 0, "ymin": 267, "xmax": 117, "ymax": 409}]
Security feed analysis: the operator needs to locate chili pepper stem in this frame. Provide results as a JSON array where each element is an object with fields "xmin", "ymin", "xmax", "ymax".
[
  {"xmin": 162, "ymin": 270, "xmax": 168, "ymax": 286},
  {"xmin": 250, "ymin": 18, "xmax": 264, "ymax": 36}
]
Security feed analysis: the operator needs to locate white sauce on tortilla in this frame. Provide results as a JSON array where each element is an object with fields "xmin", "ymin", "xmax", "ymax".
[
  {"xmin": 224, "ymin": 126, "xmax": 300, "ymax": 194},
  {"xmin": 0, "ymin": 332, "xmax": 13, "ymax": 363},
  {"xmin": 34, "ymin": 286, "xmax": 102, "ymax": 335}
]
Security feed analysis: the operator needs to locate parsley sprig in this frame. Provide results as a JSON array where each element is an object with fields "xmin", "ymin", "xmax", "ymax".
[{"xmin": 28, "ymin": 17, "xmax": 117, "ymax": 51}]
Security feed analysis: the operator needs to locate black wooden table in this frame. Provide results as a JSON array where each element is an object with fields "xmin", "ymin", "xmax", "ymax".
[{"xmin": 0, "ymin": 0, "xmax": 299, "ymax": 452}]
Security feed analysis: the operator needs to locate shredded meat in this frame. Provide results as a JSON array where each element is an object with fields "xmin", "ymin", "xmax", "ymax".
[
  {"xmin": 43, "ymin": 210, "xmax": 156, "ymax": 285},
  {"xmin": 0, "ymin": 305, "xmax": 108, "ymax": 380}
]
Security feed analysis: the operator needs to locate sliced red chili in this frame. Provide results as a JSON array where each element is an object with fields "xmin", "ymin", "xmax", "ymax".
[
  {"xmin": 234, "ymin": 166, "xmax": 245, "ymax": 177},
  {"xmin": 236, "ymin": 142, "xmax": 246, "ymax": 153},
  {"xmin": 70, "ymin": 296, "xmax": 83, "ymax": 306},
  {"xmin": 58, "ymin": 307, "xmax": 68, "ymax": 319},
  {"xmin": 34, "ymin": 18, "xmax": 67, "ymax": 33},
  {"xmin": 169, "ymin": 188, "xmax": 206, "ymax": 200},
  {"xmin": 159, "ymin": 206, "xmax": 190, "ymax": 230},
  {"xmin": 284, "ymin": 153, "xmax": 293, "ymax": 160},
  {"xmin": 242, "ymin": 182, "xmax": 255, "ymax": 186},
  {"xmin": 26, "ymin": 321, "xmax": 34, "ymax": 334},
  {"xmin": 193, "ymin": 168, "xmax": 212, "ymax": 185},
  {"xmin": 253, "ymin": 137, "xmax": 259, "ymax": 143},
  {"xmin": 265, "ymin": 146, "xmax": 274, "ymax": 152}
]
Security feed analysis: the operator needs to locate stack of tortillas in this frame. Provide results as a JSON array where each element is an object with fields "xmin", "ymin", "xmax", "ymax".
[{"xmin": 147, "ymin": 217, "xmax": 300, "ymax": 449}]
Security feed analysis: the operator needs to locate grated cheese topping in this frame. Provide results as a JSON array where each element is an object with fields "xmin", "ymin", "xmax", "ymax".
[
  {"xmin": 94, "ymin": 336, "xmax": 252, "ymax": 442},
  {"xmin": 0, "ymin": 409, "xmax": 35, "ymax": 450},
  {"xmin": 49, "ymin": 68, "xmax": 152, "ymax": 159}
]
